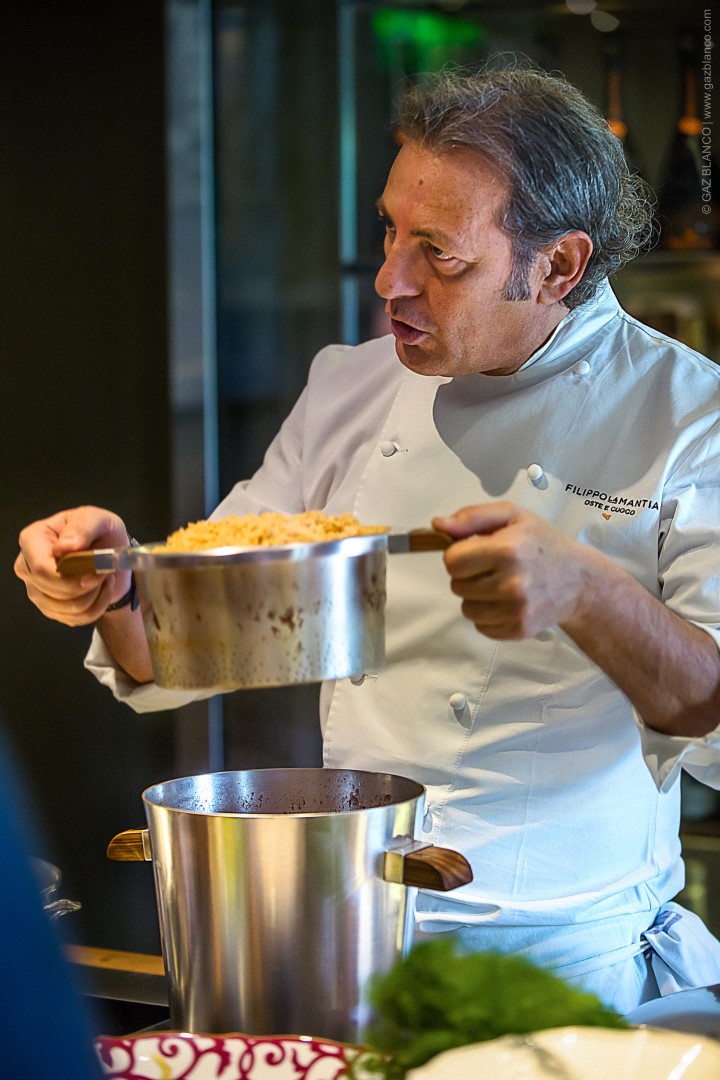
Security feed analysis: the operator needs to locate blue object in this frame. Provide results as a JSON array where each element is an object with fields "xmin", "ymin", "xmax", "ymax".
[{"xmin": 0, "ymin": 730, "xmax": 102, "ymax": 1079}]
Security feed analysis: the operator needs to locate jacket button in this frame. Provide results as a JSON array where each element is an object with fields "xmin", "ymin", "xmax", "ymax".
[
  {"xmin": 573, "ymin": 359, "xmax": 591, "ymax": 376},
  {"xmin": 527, "ymin": 463, "xmax": 543, "ymax": 484},
  {"xmin": 350, "ymin": 673, "xmax": 366, "ymax": 686},
  {"xmin": 380, "ymin": 440, "xmax": 397, "ymax": 457},
  {"xmin": 449, "ymin": 692, "xmax": 467, "ymax": 712}
]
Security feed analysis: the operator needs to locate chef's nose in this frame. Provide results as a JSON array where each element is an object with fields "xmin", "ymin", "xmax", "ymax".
[{"xmin": 375, "ymin": 245, "xmax": 422, "ymax": 300}]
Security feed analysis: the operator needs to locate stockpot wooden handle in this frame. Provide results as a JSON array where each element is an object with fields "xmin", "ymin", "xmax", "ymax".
[
  {"xmin": 384, "ymin": 839, "xmax": 473, "ymax": 892},
  {"xmin": 107, "ymin": 828, "xmax": 152, "ymax": 861}
]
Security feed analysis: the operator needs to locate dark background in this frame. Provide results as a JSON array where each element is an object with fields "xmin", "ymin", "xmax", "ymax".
[{"xmin": 0, "ymin": 0, "xmax": 175, "ymax": 955}]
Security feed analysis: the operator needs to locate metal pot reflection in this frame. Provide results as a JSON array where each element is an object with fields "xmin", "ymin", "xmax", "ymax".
[{"xmin": 32, "ymin": 859, "xmax": 82, "ymax": 921}]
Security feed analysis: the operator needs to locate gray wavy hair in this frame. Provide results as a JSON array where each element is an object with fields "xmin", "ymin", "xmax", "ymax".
[{"xmin": 395, "ymin": 66, "xmax": 656, "ymax": 309}]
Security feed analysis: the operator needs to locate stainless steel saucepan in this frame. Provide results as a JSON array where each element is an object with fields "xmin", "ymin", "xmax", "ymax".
[{"xmin": 57, "ymin": 529, "xmax": 450, "ymax": 690}]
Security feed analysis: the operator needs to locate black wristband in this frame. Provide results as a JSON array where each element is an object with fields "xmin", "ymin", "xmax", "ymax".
[
  {"xmin": 105, "ymin": 573, "xmax": 139, "ymax": 612},
  {"xmin": 105, "ymin": 537, "xmax": 140, "ymax": 613}
]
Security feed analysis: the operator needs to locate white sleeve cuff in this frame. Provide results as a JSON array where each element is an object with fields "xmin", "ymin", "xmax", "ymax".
[
  {"xmin": 84, "ymin": 629, "xmax": 207, "ymax": 714},
  {"xmin": 637, "ymin": 622, "xmax": 720, "ymax": 792}
]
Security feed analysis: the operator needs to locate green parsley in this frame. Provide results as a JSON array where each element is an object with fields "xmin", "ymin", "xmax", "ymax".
[{"xmin": 356, "ymin": 938, "xmax": 629, "ymax": 1078}]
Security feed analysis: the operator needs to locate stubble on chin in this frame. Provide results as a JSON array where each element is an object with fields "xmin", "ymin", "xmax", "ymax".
[{"xmin": 394, "ymin": 340, "xmax": 448, "ymax": 377}]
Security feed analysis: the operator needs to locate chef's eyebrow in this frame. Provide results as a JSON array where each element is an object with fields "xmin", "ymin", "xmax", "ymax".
[{"xmin": 375, "ymin": 198, "xmax": 455, "ymax": 248}]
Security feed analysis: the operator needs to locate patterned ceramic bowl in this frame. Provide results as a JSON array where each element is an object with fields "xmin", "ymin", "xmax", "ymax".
[{"xmin": 94, "ymin": 1033, "xmax": 379, "ymax": 1080}]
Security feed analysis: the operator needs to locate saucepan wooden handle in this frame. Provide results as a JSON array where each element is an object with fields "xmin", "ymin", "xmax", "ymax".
[
  {"xmin": 406, "ymin": 528, "xmax": 453, "ymax": 553},
  {"xmin": 387, "ymin": 529, "xmax": 453, "ymax": 555},
  {"xmin": 384, "ymin": 839, "xmax": 473, "ymax": 892},
  {"xmin": 57, "ymin": 549, "xmax": 124, "ymax": 576},
  {"xmin": 107, "ymin": 828, "xmax": 152, "ymax": 862}
]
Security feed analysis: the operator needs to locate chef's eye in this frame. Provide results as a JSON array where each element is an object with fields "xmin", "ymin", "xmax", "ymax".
[{"xmin": 429, "ymin": 244, "xmax": 453, "ymax": 261}]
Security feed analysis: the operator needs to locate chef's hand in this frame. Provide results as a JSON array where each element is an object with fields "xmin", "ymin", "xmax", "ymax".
[
  {"xmin": 432, "ymin": 502, "xmax": 593, "ymax": 640},
  {"xmin": 14, "ymin": 506, "xmax": 132, "ymax": 626}
]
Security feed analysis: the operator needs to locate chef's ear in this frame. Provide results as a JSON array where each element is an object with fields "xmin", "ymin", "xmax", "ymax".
[{"xmin": 537, "ymin": 231, "xmax": 593, "ymax": 305}]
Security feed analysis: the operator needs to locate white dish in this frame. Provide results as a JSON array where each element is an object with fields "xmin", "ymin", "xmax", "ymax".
[{"xmin": 406, "ymin": 1025, "xmax": 720, "ymax": 1080}]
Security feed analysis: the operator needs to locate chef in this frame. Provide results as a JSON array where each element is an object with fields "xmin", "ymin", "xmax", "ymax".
[{"xmin": 15, "ymin": 66, "xmax": 720, "ymax": 1014}]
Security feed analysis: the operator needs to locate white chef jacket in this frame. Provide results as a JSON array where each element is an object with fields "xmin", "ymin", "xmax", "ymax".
[{"xmin": 86, "ymin": 281, "xmax": 720, "ymax": 1010}]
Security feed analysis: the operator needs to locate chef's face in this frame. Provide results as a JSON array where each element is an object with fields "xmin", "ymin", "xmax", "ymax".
[{"xmin": 375, "ymin": 141, "xmax": 556, "ymax": 377}]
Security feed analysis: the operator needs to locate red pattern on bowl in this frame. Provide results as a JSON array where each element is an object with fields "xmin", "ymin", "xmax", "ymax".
[{"xmin": 94, "ymin": 1033, "xmax": 365, "ymax": 1079}]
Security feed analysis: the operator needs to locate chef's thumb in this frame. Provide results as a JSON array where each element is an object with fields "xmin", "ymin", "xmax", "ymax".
[
  {"xmin": 54, "ymin": 530, "xmax": 84, "ymax": 551},
  {"xmin": 51, "ymin": 506, "xmax": 123, "ymax": 557},
  {"xmin": 432, "ymin": 500, "xmax": 519, "ymax": 539},
  {"xmin": 52, "ymin": 528, "xmax": 90, "ymax": 558}
]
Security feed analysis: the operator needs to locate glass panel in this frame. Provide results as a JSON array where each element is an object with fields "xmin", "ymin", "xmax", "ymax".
[
  {"xmin": 214, "ymin": 0, "xmax": 341, "ymax": 493},
  {"xmin": 212, "ymin": 0, "xmax": 343, "ymax": 769},
  {"xmin": 167, "ymin": 0, "xmax": 205, "ymax": 531}
]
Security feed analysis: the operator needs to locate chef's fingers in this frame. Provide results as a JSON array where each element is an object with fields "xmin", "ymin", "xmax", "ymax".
[
  {"xmin": 451, "ymin": 574, "xmax": 530, "ymax": 632},
  {"xmin": 16, "ymin": 550, "xmax": 127, "ymax": 607},
  {"xmin": 34, "ymin": 586, "xmax": 116, "ymax": 627},
  {"xmin": 15, "ymin": 546, "xmax": 99, "ymax": 600},
  {"xmin": 460, "ymin": 599, "xmax": 527, "ymax": 640},
  {"xmin": 432, "ymin": 501, "xmax": 520, "ymax": 540},
  {"xmin": 47, "ymin": 506, "xmax": 135, "ymax": 607},
  {"xmin": 17, "ymin": 512, "xmax": 73, "ymax": 580},
  {"xmin": 18, "ymin": 504, "xmax": 125, "ymax": 561},
  {"xmin": 449, "ymin": 569, "xmax": 508, "ymax": 600},
  {"xmin": 17, "ymin": 506, "xmax": 128, "ymax": 577},
  {"xmin": 18, "ymin": 561, "xmax": 121, "ymax": 627},
  {"xmin": 48, "ymin": 505, "xmax": 130, "ymax": 559},
  {"xmin": 15, "ymin": 506, "xmax": 131, "ymax": 621},
  {"xmin": 441, "ymin": 531, "xmax": 518, "ymax": 581}
]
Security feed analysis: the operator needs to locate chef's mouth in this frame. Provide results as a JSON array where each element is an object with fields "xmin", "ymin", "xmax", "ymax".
[{"xmin": 390, "ymin": 317, "xmax": 431, "ymax": 345}]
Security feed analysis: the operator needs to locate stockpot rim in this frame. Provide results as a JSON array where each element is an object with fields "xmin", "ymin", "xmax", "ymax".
[{"xmin": 140, "ymin": 767, "xmax": 426, "ymax": 820}]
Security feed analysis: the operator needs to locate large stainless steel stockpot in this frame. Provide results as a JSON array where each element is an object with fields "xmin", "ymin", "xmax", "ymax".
[
  {"xmin": 108, "ymin": 768, "xmax": 473, "ymax": 1041},
  {"xmin": 58, "ymin": 530, "xmax": 449, "ymax": 691}
]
